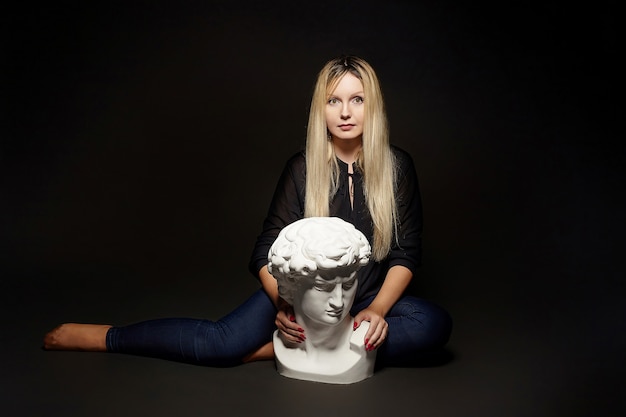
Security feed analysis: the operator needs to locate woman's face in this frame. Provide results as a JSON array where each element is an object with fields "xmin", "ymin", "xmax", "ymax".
[
  {"xmin": 325, "ymin": 73, "xmax": 365, "ymax": 143},
  {"xmin": 297, "ymin": 273, "xmax": 358, "ymax": 326}
]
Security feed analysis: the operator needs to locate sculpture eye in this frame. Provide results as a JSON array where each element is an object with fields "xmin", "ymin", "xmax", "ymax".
[
  {"xmin": 342, "ymin": 279, "xmax": 356, "ymax": 290},
  {"xmin": 314, "ymin": 282, "xmax": 335, "ymax": 292}
]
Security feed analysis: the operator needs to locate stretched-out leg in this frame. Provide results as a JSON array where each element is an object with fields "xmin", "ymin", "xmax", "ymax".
[
  {"xmin": 351, "ymin": 295, "xmax": 453, "ymax": 367},
  {"xmin": 45, "ymin": 289, "xmax": 277, "ymax": 367}
]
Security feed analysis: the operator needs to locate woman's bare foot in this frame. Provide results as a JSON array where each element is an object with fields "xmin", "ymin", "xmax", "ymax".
[{"xmin": 43, "ymin": 323, "xmax": 112, "ymax": 351}]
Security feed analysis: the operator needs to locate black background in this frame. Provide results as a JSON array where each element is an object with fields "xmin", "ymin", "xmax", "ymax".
[{"xmin": 2, "ymin": 1, "xmax": 623, "ymax": 416}]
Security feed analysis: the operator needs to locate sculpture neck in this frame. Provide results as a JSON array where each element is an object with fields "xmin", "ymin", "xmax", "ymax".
[{"xmin": 299, "ymin": 314, "xmax": 353, "ymax": 353}]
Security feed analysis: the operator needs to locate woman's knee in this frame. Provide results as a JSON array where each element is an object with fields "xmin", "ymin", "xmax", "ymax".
[{"xmin": 393, "ymin": 297, "xmax": 453, "ymax": 347}]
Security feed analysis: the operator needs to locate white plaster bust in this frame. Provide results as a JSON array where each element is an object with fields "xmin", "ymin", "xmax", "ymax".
[{"xmin": 268, "ymin": 217, "xmax": 376, "ymax": 384}]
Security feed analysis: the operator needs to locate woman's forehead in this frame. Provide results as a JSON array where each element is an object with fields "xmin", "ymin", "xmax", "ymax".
[{"xmin": 327, "ymin": 72, "xmax": 363, "ymax": 95}]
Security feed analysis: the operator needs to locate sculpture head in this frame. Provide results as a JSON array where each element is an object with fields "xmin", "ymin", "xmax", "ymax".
[{"xmin": 268, "ymin": 217, "xmax": 371, "ymax": 325}]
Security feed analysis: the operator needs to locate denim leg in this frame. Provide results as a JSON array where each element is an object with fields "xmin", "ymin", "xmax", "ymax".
[
  {"xmin": 106, "ymin": 289, "xmax": 277, "ymax": 367},
  {"xmin": 351, "ymin": 295, "xmax": 453, "ymax": 367}
]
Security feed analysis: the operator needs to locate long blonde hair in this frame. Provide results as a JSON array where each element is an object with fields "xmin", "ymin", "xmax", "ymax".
[{"xmin": 305, "ymin": 56, "xmax": 397, "ymax": 261}]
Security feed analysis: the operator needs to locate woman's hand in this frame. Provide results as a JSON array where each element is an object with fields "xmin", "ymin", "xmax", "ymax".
[
  {"xmin": 275, "ymin": 297, "xmax": 306, "ymax": 345},
  {"xmin": 354, "ymin": 307, "xmax": 388, "ymax": 351},
  {"xmin": 352, "ymin": 265, "xmax": 413, "ymax": 351}
]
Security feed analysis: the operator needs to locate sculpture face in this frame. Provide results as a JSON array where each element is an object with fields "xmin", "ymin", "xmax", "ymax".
[{"xmin": 297, "ymin": 272, "xmax": 358, "ymax": 326}]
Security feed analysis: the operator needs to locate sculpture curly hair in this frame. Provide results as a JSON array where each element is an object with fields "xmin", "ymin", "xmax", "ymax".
[{"xmin": 268, "ymin": 217, "xmax": 371, "ymax": 305}]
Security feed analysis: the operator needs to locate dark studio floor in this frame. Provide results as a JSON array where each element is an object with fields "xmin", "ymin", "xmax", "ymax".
[{"xmin": 2, "ymin": 257, "xmax": 623, "ymax": 417}]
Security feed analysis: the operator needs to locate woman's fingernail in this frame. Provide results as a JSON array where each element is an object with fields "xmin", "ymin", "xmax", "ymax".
[
  {"xmin": 289, "ymin": 315, "xmax": 296, "ymax": 322},
  {"xmin": 353, "ymin": 321, "xmax": 357, "ymax": 330},
  {"xmin": 365, "ymin": 338, "xmax": 369, "ymax": 344},
  {"xmin": 298, "ymin": 327, "xmax": 304, "ymax": 332}
]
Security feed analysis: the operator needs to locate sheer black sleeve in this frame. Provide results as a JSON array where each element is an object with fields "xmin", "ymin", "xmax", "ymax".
[
  {"xmin": 248, "ymin": 152, "xmax": 307, "ymax": 279},
  {"xmin": 388, "ymin": 147, "xmax": 423, "ymax": 275}
]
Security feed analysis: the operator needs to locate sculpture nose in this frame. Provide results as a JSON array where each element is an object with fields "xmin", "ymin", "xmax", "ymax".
[{"xmin": 329, "ymin": 284, "xmax": 344, "ymax": 308}]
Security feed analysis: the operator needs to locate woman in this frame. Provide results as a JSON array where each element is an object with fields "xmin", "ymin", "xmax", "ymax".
[{"xmin": 44, "ymin": 56, "xmax": 452, "ymax": 367}]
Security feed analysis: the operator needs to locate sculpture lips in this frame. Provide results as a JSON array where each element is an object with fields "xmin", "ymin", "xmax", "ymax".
[{"xmin": 327, "ymin": 309, "xmax": 343, "ymax": 317}]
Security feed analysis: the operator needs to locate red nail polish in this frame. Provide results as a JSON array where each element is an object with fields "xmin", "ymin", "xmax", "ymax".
[
  {"xmin": 298, "ymin": 327, "xmax": 304, "ymax": 332},
  {"xmin": 289, "ymin": 315, "xmax": 296, "ymax": 322},
  {"xmin": 353, "ymin": 321, "xmax": 357, "ymax": 330},
  {"xmin": 365, "ymin": 338, "xmax": 369, "ymax": 344}
]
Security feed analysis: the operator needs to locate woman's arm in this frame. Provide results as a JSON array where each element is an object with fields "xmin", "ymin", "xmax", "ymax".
[
  {"xmin": 353, "ymin": 265, "xmax": 413, "ymax": 350},
  {"xmin": 258, "ymin": 265, "xmax": 279, "ymax": 306},
  {"xmin": 251, "ymin": 154, "xmax": 307, "ymax": 344},
  {"xmin": 353, "ymin": 148, "xmax": 422, "ymax": 350},
  {"xmin": 259, "ymin": 266, "xmax": 306, "ymax": 344},
  {"xmin": 248, "ymin": 153, "xmax": 306, "ymax": 278}
]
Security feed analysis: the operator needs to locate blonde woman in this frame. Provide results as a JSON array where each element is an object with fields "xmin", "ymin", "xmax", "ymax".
[{"xmin": 44, "ymin": 56, "xmax": 452, "ymax": 368}]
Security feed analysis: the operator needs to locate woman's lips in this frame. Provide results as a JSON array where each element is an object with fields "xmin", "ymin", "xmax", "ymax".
[{"xmin": 339, "ymin": 124, "xmax": 355, "ymax": 131}]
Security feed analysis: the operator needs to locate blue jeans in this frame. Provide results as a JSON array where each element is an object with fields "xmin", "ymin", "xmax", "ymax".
[{"xmin": 106, "ymin": 289, "xmax": 452, "ymax": 367}]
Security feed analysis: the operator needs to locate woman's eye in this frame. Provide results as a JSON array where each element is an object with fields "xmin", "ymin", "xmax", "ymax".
[
  {"xmin": 352, "ymin": 96, "xmax": 364, "ymax": 104},
  {"xmin": 328, "ymin": 98, "xmax": 339, "ymax": 105}
]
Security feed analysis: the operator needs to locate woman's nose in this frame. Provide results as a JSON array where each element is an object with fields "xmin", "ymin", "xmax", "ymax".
[{"xmin": 340, "ymin": 103, "xmax": 350, "ymax": 119}]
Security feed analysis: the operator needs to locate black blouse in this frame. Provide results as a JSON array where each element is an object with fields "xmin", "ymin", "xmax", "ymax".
[{"xmin": 248, "ymin": 145, "xmax": 423, "ymax": 302}]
